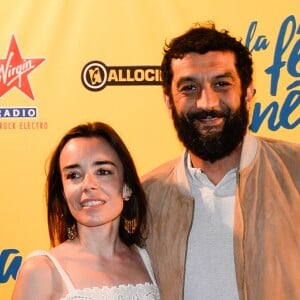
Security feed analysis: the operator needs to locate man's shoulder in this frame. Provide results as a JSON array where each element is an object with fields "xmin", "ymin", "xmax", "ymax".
[
  {"xmin": 258, "ymin": 136, "xmax": 300, "ymax": 156},
  {"xmin": 256, "ymin": 136, "xmax": 300, "ymax": 179},
  {"xmin": 141, "ymin": 157, "xmax": 181, "ymax": 183}
]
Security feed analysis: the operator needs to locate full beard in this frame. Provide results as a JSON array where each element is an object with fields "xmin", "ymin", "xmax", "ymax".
[{"xmin": 171, "ymin": 100, "xmax": 249, "ymax": 163}]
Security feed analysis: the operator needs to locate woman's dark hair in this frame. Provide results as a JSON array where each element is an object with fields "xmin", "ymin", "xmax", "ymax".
[
  {"xmin": 46, "ymin": 122, "xmax": 147, "ymax": 247},
  {"xmin": 161, "ymin": 21, "xmax": 253, "ymax": 98}
]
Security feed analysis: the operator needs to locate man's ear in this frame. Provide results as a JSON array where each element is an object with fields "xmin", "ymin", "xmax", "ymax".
[
  {"xmin": 245, "ymin": 82, "xmax": 255, "ymax": 110},
  {"xmin": 163, "ymin": 92, "xmax": 173, "ymax": 115}
]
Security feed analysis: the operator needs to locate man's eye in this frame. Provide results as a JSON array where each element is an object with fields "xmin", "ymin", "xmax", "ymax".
[
  {"xmin": 180, "ymin": 84, "xmax": 198, "ymax": 93},
  {"xmin": 215, "ymin": 81, "xmax": 231, "ymax": 88}
]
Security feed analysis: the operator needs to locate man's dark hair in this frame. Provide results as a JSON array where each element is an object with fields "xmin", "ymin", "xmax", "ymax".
[{"xmin": 161, "ymin": 21, "xmax": 253, "ymax": 97}]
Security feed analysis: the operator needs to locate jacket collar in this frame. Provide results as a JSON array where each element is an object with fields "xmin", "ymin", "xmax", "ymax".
[
  {"xmin": 176, "ymin": 132, "xmax": 258, "ymax": 196},
  {"xmin": 239, "ymin": 132, "xmax": 258, "ymax": 170},
  {"xmin": 176, "ymin": 151, "xmax": 192, "ymax": 196}
]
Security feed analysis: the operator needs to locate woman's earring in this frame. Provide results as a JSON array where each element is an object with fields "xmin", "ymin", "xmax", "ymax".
[
  {"xmin": 122, "ymin": 184, "xmax": 132, "ymax": 201},
  {"xmin": 123, "ymin": 217, "xmax": 138, "ymax": 234},
  {"xmin": 67, "ymin": 226, "xmax": 75, "ymax": 240},
  {"xmin": 122, "ymin": 184, "xmax": 137, "ymax": 234}
]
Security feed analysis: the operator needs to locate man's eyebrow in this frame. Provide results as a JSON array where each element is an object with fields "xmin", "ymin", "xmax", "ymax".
[
  {"xmin": 214, "ymin": 72, "xmax": 235, "ymax": 80},
  {"xmin": 176, "ymin": 72, "xmax": 235, "ymax": 87},
  {"xmin": 176, "ymin": 76, "xmax": 197, "ymax": 88}
]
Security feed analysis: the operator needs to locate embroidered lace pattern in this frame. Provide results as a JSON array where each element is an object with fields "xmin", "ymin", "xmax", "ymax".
[
  {"xmin": 60, "ymin": 282, "xmax": 159, "ymax": 299},
  {"xmin": 28, "ymin": 247, "xmax": 160, "ymax": 300}
]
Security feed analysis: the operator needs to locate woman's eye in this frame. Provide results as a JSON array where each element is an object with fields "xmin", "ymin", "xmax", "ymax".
[
  {"xmin": 97, "ymin": 169, "xmax": 111, "ymax": 175},
  {"xmin": 66, "ymin": 172, "xmax": 80, "ymax": 180}
]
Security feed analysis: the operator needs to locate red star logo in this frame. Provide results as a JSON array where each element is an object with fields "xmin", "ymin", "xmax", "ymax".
[{"xmin": 0, "ymin": 35, "xmax": 45, "ymax": 100}]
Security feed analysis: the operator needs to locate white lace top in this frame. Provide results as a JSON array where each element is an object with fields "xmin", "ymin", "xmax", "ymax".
[{"xmin": 28, "ymin": 247, "xmax": 160, "ymax": 300}]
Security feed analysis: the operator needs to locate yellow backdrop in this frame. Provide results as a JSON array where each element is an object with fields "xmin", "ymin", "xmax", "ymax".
[{"xmin": 1, "ymin": 0, "xmax": 299, "ymax": 298}]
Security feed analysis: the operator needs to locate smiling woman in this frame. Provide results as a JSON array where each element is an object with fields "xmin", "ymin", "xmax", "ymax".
[
  {"xmin": 12, "ymin": 122, "xmax": 160, "ymax": 300},
  {"xmin": 59, "ymin": 136, "xmax": 126, "ymax": 231}
]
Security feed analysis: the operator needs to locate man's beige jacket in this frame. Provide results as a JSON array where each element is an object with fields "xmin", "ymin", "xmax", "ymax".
[{"xmin": 142, "ymin": 134, "xmax": 300, "ymax": 300}]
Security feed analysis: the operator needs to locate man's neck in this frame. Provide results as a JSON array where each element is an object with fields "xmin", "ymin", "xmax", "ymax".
[{"xmin": 189, "ymin": 144, "xmax": 242, "ymax": 185}]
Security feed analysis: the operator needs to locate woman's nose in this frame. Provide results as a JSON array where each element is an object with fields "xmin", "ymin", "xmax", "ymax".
[{"xmin": 82, "ymin": 173, "xmax": 97, "ymax": 192}]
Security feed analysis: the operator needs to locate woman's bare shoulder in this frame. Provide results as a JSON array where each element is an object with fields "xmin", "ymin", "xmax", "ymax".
[
  {"xmin": 20, "ymin": 253, "xmax": 53, "ymax": 279},
  {"xmin": 12, "ymin": 253, "xmax": 57, "ymax": 299}
]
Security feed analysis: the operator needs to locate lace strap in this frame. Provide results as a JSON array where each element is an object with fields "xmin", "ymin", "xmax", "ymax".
[
  {"xmin": 27, "ymin": 250, "xmax": 75, "ymax": 292},
  {"xmin": 135, "ymin": 246, "xmax": 158, "ymax": 286}
]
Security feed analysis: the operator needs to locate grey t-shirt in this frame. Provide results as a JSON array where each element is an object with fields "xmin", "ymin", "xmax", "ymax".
[{"xmin": 184, "ymin": 155, "xmax": 239, "ymax": 300}]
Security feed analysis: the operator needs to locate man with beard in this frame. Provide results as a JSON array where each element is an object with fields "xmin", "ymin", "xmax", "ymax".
[{"xmin": 141, "ymin": 22, "xmax": 300, "ymax": 300}]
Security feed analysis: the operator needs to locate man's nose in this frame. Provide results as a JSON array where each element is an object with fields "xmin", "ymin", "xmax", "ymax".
[{"xmin": 196, "ymin": 87, "xmax": 218, "ymax": 110}]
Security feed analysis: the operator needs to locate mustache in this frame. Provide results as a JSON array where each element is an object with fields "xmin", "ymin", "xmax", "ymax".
[{"xmin": 186, "ymin": 109, "xmax": 230, "ymax": 122}]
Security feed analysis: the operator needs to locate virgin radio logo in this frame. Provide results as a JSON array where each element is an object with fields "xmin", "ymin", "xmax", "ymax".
[
  {"xmin": 81, "ymin": 60, "xmax": 161, "ymax": 91},
  {"xmin": 0, "ymin": 35, "xmax": 45, "ymax": 100}
]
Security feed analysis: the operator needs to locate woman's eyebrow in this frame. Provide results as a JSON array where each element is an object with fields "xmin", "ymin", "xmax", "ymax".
[
  {"xmin": 62, "ymin": 160, "xmax": 117, "ymax": 171},
  {"xmin": 94, "ymin": 160, "xmax": 117, "ymax": 167}
]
